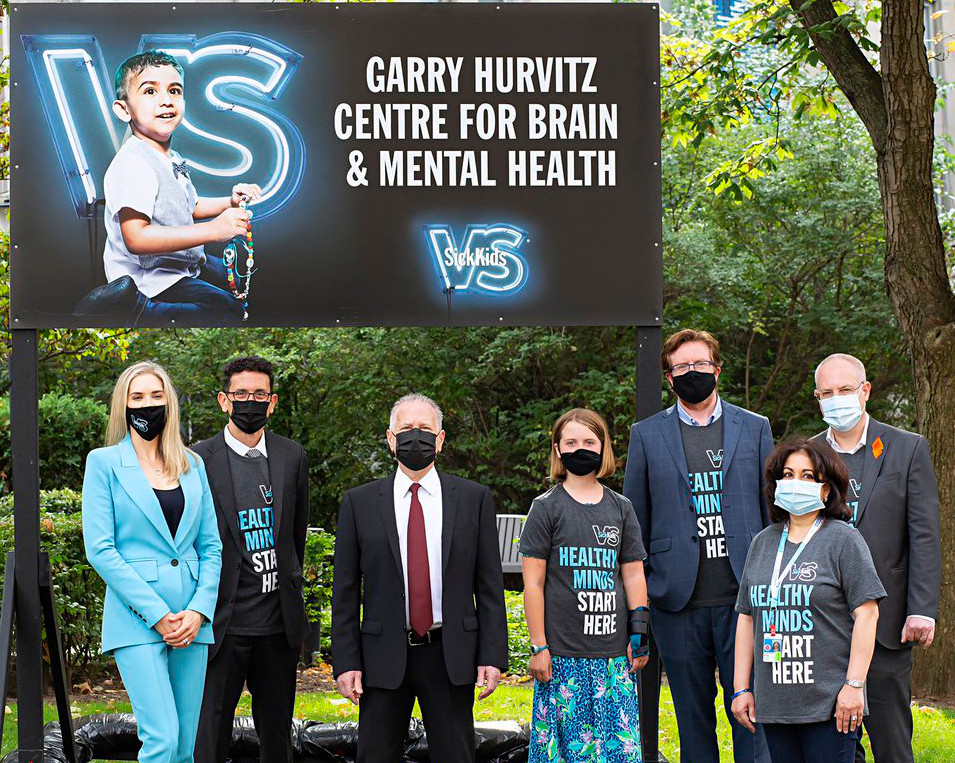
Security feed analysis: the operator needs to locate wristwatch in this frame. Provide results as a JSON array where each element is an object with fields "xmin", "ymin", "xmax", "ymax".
[
  {"xmin": 530, "ymin": 644, "xmax": 550, "ymax": 656},
  {"xmin": 844, "ymin": 679, "xmax": 865, "ymax": 689}
]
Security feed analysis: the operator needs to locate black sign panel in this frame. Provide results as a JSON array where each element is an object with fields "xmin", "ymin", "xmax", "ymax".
[{"xmin": 10, "ymin": 2, "xmax": 661, "ymax": 328}]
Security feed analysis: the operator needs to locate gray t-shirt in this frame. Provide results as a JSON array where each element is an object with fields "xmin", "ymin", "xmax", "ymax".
[
  {"xmin": 681, "ymin": 418, "xmax": 738, "ymax": 608},
  {"xmin": 227, "ymin": 449, "xmax": 283, "ymax": 635},
  {"xmin": 735, "ymin": 519, "xmax": 886, "ymax": 724},
  {"xmin": 103, "ymin": 136, "xmax": 204, "ymax": 297},
  {"xmin": 519, "ymin": 484, "xmax": 647, "ymax": 659}
]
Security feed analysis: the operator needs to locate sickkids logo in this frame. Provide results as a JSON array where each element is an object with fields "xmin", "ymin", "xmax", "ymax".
[
  {"xmin": 788, "ymin": 562, "xmax": 817, "ymax": 582},
  {"xmin": 592, "ymin": 525, "xmax": 620, "ymax": 546},
  {"xmin": 21, "ymin": 32, "xmax": 305, "ymax": 220},
  {"xmin": 424, "ymin": 223, "xmax": 529, "ymax": 296}
]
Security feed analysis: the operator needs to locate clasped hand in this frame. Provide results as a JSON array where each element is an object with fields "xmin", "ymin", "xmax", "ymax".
[{"xmin": 155, "ymin": 610, "xmax": 203, "ymax": 648}]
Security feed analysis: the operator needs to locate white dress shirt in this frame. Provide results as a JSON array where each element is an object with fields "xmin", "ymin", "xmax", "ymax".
[
  {"xmin": 394, "ymin": 466, "xmax": 443, "ymax": 627},
  {"xmin": 825, "ymin": 414, "xmax": 870, "ymax": 455},
  {"xmin": 224, "ymin": 425, "xmax": 268, "ymax": 458}
]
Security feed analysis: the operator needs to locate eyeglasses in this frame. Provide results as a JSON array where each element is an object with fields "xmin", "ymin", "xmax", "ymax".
[
  {"xmin": 813, "ymin": 381, "xmax": 864, "ymax": 401},
  {"xmin": 225, "ymin": 390, "xmax": 272, "ymax": 402},
  {"xmin": 669, "ymin": 360, "xmax": 718, "ymax": 375}
]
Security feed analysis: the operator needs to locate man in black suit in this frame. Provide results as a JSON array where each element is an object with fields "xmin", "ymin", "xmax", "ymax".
[
  {"xmin": 813, "ymin": 353, "xmax": 940, "ymax": 763},
  {"xmin": 331, "ymin": 393, "xmax": 508, "ymax": 763},
  {"xmin": 193, "ymin": 356, "xmax": 310, "ymax": 763}
]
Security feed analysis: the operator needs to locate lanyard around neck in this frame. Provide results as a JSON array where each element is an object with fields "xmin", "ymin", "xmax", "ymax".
[
  {"xmin": 767, "ymin": 517, "xmax": 823, "ymax": 636},
  {"xmin": 769, "ymin": 517, "xmax": 824, "ymax": 602}
]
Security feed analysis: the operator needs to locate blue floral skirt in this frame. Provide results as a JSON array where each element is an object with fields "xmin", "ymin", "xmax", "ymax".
[{"xmin": 529, "ymin": 655, "xmax": 642, "ymax": 763}]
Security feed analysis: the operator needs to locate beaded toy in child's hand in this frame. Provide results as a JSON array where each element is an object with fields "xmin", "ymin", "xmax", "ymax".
[{"xmin": 223, "ymin": 196, "xmax": 256, "ymax": 321}]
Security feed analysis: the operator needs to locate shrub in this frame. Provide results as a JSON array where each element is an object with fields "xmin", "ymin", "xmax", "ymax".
[
  {"xmin": 0, "ymin": 394, "xmax": 107, "ymax": 493},
  {"xmin": 505, "ymin": 590, "xmax": 530, "ymax": 674},
  {"xmin": 0, "ymin": 490, "xmax": 109, "ymax": 683},
  {"xmin": 0, "ymin": 488, "xmax": 82, "ymax": 517},
  {"xmin": 303, "ymin": 529, "xmax": 335, "ymax": 657}
]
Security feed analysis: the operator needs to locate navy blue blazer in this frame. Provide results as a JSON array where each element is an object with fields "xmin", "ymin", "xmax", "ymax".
[{"xmin": 622, "ymin": 400, "xmax": 773, "ymax": 612}]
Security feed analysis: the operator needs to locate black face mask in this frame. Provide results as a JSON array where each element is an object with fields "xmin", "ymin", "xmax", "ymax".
[
  {"xmin": 127, "ymin": 405, "xmax": 167, "ymax": 442},
  {"xmin": 230, "ymin": 400, "xmax": 271, "ymax": 435},
  {"xmin": 671, "ymin": 370, "xmax": 717, "ymax": 405},
  {"xmin": 560, "ymin": 448, "xmax": 603, "ymax": 477},
  {"xmin": 394, "ymin": 428, "xmax": 438, "ymax": 471}
]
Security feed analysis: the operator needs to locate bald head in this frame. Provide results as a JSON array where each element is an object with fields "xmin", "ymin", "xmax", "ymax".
[
  {"xmin": 814, "ymin": 353, "xmax": 871, "ymax": 419},
  {"xmin": 815, "ymin": 354, "xmax": 866, "ymax": 387}
]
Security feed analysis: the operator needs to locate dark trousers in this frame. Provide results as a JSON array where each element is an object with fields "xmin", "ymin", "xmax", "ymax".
[
  {"xmin": 143, "ymin": 258, "xmax": 244, "ymax": 325},
  {"xmin": 652, "ymin": 604, "xmax": 771, "ymax": 763},
  {"xmin": 855, "ymin": 643, "xmax": 914, "ymax": 763},
  {"xmin": 195, "ymin": 632, "xmax": 299, "ymax": 763},
  {"xmin": 357, "ymin": 635, "xmax": 475, "ymax": 763},
  {"xmin": 764, "ymin": 720, "xmax": 858, "ymax": 763}
]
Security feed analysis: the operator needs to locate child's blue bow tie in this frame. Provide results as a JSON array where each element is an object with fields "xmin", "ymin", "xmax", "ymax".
[{"xmin": 172, "ymin": 160, "xmax": 190, "ymax": 180}]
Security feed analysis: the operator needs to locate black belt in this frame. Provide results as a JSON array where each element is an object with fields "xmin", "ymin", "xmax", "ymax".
[{"xmin": 407, "ymin": 627, "xmax": 442, "ymax": 646}]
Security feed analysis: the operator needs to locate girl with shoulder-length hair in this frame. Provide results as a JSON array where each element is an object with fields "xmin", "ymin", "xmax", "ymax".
[
  {"xmin": 83, "ymin": 360, "xmax": 221, "ymax": 763},
  {"xmin": 520, "ymin": 408, "xmax": 650, "ymax": 762},
  {"xmin": 731, "ymin": 437, "xmax": 885, "ymax": 763}
]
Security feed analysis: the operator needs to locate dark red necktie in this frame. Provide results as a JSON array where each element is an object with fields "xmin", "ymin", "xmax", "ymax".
[{"xmin": 407, "ymin": 483, "xmax": 434, "ymax": 638}]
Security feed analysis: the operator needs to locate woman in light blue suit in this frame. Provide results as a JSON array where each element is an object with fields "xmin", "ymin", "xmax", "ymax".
[{"xmin": 83, "ymin": 361, "xmax": 222, "ymax": 763}]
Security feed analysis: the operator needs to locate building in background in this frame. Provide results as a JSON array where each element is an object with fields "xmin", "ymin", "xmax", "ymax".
[{"xmin": 926, "ymin": 0, "xmax": 955, "ymax": 207}]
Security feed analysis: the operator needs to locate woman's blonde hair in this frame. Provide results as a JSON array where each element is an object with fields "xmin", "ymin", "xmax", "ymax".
[
  {"xmin": 549, "ymin": 408, "xmax": 616, "ymax": 481},
  {"xmin": 106, "ymin": 361, "xmax": 191, "ymax": 480}
]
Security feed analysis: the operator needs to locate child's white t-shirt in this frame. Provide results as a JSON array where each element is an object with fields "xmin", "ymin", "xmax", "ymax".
[{"xmin": 103, "ymin": 135, "xmax": 205, "ymax": 298}]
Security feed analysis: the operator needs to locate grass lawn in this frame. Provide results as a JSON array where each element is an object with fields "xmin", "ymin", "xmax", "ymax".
[{"xmin": 3, "ymin": 684, "xmax": 955, "ymax": 761}]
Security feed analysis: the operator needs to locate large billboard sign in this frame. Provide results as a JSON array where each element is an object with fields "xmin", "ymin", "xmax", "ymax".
[{"xmin": 11, "ymin": 2, "xmax": 662, "ymax": 328}]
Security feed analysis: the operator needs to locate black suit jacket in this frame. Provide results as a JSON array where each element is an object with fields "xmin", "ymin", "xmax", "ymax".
[
  {"xmin": 192, "ymin": 430, "xmax": 310, "ymax": 658},
  {"xmin": 331, "ymin": 470, "xmax": 508, "ymax": 689},
  {"xmin": 814, "ymin": 418, "xmax": 941, "ymax": 649}
]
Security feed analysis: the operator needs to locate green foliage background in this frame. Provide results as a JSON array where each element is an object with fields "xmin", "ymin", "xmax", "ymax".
[
  {"xmin": 13, "ymin": 97, "xmax": 912, "ymax": 528},
  {"xmin": 0, "ymin": 0, "xmax": 939, "ymax": 686}
]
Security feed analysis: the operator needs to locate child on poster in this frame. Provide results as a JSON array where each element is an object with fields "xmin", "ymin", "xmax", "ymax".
[
  {"xmin": 94, "ymin": 50, "xmax": 261, "ymax": 325},
  {"xmin": 520, "ymin": 408, "xmax": 649, "ymax": 763}
]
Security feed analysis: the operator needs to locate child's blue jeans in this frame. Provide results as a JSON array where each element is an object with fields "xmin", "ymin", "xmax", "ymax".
[{"xmin": 143, "ymin": 258, "xmax": 245, "ymax": 325}]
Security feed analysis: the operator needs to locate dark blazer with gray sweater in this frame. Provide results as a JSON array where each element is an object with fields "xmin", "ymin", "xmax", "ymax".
[
  {"xmin": 192, "ymin": 430, "xmax": 310, "ymax": 658},
  {"xmin": 814, "ymin": 418, "xmax": 940, "ymax": 649}
]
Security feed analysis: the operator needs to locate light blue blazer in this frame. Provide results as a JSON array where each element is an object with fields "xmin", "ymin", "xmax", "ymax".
[{"xmin": 82, "ymin": 436, "xmax": 222, "ymax": 654}]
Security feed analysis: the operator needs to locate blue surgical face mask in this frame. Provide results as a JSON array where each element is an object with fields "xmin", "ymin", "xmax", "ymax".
[
  {"xmin": 774, "ymin": 478, "xmax": 826, "ymax": 516},
  {"xmin": 819, "ymin": 393, "xmax": 863, "ymax": 432}
]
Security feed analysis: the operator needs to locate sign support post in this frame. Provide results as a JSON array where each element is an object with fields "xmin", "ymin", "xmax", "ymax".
[
  {"xmin": 10, "ymin": 328, "xmax": 45, "ymax": 762},
  {"xmin": 635, "ymin": 326, "xmax": 667, "ymax": 763},
  {"xmin": 6, "ymin": 330, "xmax": 77, "ymax": 763}
]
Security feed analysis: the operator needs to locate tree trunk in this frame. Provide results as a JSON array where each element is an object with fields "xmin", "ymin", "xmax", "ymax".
[
  {"xmin": 878, "ymin": 0, "xmax": 955, "ymax": 698},
  {"xmin": 791, "ymin": 0, "xmax": 955, "ymax": 694}
]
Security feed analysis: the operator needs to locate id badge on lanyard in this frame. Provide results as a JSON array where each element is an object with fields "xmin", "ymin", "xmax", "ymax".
[
  {"xmin": 764, "ymin": 518, "xmax": 823, "ymax": 663},
  {"xmin": 762, "ymin": 632, "xmax": 782, "ymax": 663}
]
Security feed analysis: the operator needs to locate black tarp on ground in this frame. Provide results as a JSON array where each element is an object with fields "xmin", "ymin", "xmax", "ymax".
[{"xmin": 1, "ymin": 714, "xmax": 530, "ymax": 762}]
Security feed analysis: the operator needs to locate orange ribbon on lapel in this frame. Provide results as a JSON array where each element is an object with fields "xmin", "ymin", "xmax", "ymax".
[{"xmin": 872, "ymin": 437, "xmax": 884, "ymax": 459}]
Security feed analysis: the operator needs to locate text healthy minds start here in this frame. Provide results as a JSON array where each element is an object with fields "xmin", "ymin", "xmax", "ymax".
[{"xmin": 335, "ymin": 56, "xmax": 620, "ymax": 188}]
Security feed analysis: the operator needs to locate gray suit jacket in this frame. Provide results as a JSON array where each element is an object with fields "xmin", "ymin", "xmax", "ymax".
[{"xmin": 814, "ymin": 418, "xmax": 940, "ymax": 649}]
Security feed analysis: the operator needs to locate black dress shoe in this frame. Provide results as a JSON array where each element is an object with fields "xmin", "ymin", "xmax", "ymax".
[{"xmin": 73, "ymin": 276, "xmax": 147, "ymax": 325}]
